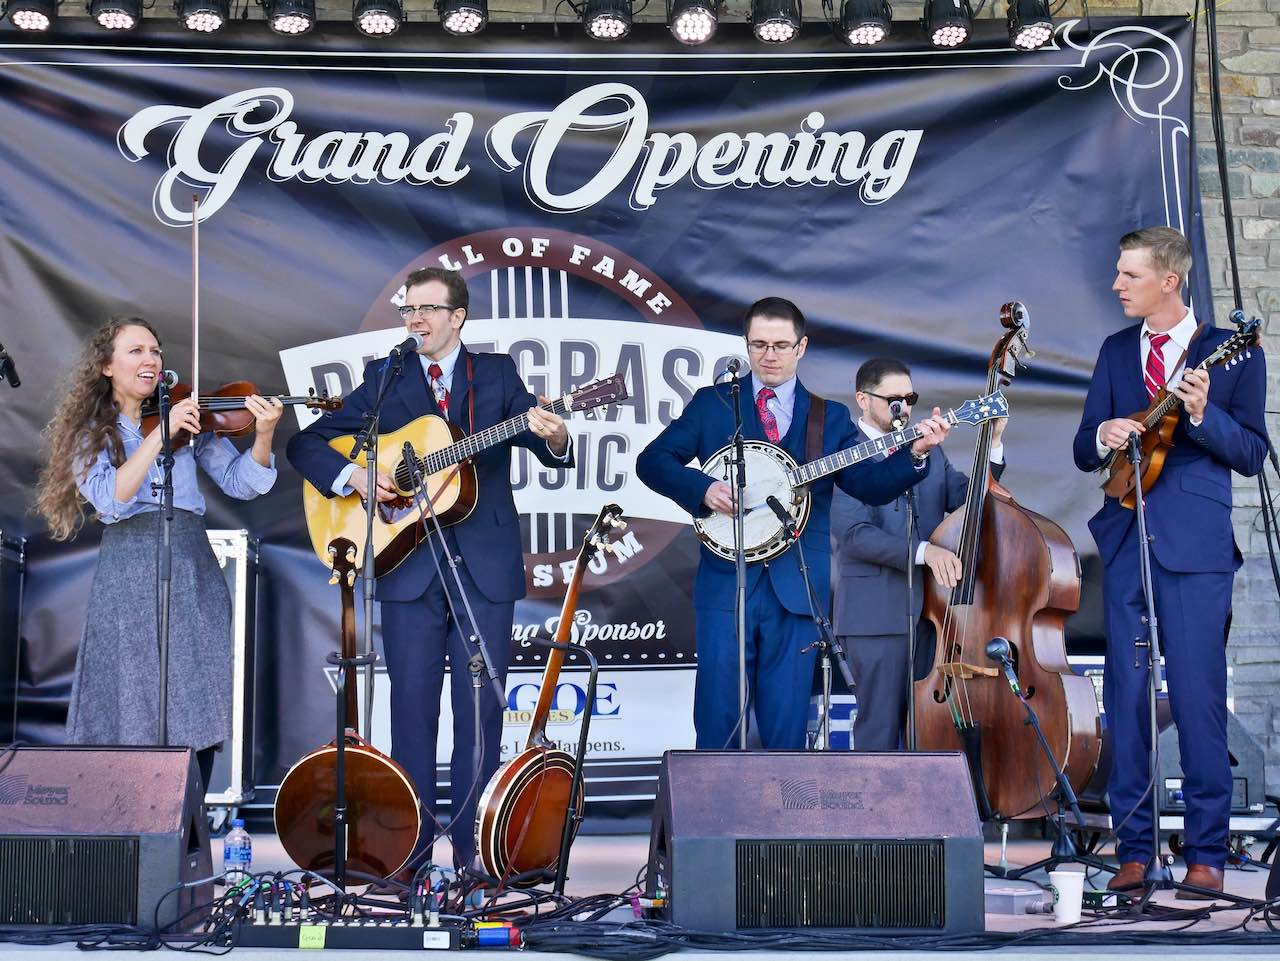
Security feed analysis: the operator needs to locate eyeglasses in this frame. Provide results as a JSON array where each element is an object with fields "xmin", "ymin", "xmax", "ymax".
[
  {"xmin": 746, "ymin": 340, "xmax": 800, "ymax": 355},
  {"xmin": 863, "ymin": 390, "xmax": 919, "ymax": 406},
  {"xmin": 397, "ymin": 304, "xmax": 456, "ymax": 320}
]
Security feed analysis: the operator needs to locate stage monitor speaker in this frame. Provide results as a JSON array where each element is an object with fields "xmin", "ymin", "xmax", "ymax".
[
  {"xmin": 0, "ymin": 745, "xmax": 211, "ymax": 928},
  {"xmin": 646, "ymin": 751, "xmax": 984, "ymax": 934}
]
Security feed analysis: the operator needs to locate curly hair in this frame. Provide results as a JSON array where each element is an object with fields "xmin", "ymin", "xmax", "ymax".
[{"xmin": 35, "ymin": 317, "xmax": 160, "ymax": 541}]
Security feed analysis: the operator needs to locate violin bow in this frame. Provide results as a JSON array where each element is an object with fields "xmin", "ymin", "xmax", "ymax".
[{"xmin": 191, "ymin": 194, "xmax": 200, "ymax": 407}]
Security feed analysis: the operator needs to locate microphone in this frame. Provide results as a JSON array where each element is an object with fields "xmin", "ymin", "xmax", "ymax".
[
  {"xmin": 0, "ymin": 344, "xmax": 19, "ymax": 388},
  {"xmin": 725, "ymin": 357, "xmax": 743, "ymax": 375},
  {"xmin": 765, "ymin": 495, "xmax": 799, "ymax": 542},
  {"xmin": 389, "ymin": 332, "xmax": 425, "ymax": 357},
  {"xmin": 985, "ymin": 636, "xmax": 1022, "ymax": 698},
  {"xmin": 889, "ymin": 399, "xmax": 908, "ymax": 431},
  {"xmin": 158, "ymin": 369, "xmax": 180, "ymax": 389}
]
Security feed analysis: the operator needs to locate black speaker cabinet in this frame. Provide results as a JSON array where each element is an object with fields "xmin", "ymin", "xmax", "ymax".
[
  {"xmin": 0, "ymin": 746, "xmax": 211, "ymax": 928},
  {"xmin": 646, "ymin": 751, "xmax": 984, "ymax": 934}
]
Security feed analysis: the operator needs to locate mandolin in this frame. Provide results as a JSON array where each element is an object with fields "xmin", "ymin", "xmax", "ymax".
[
  {"xmin": 274, "ymin": 537, "xmax": 422, "ymax": 880},
  {"xmin": 1100, "ymin": 318, "xmax": 1261, "ymax": 508},
  {"xmin": 474, "ymin": 503, "xmax": 626, "ymax": 884},
  {"xmin": 301, "ymin": 374, "xmax": 628, "ymax": 576}
]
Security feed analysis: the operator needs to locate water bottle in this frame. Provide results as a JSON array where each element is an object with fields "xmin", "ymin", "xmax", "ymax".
[{"xmin": 223, "ymin": 818, "xmax": 252, "ymax": 884}]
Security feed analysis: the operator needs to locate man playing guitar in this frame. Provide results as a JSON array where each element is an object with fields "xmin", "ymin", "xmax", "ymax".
[
  {"xmin": 636, "ymin": 297, "xmax": 950, "ymax": 751},
  {"xmin": 287, "ymin": 267, "xmax": 572, "ymax": 875}
]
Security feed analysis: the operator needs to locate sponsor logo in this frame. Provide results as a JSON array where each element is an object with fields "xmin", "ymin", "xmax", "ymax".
[
  {"xmin": 0, "ymin": 776, "xmax": 69, "ymax": 806},
  {"xmin": 778, "ymin": 778, "xmax": 863, "ymax": 811}
]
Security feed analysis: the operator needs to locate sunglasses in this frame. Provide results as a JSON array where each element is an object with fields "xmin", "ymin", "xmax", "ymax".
[{"xmin": 863, "ymin": 390, "xmax": 919, "ymax": 406}]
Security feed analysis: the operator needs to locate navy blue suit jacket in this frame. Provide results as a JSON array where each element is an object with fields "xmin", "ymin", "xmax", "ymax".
[
  {"xmin": 286, "ymin": 347, "xmax": 572, "ymax": 603},
  {"xmin": 636, "ymin": 379, "xmax": 927, "ymax": 615},
  {"xmin": 831, "ymin": 437, "xmax": 1004, "ymax": 636},
  {"xmin": 1072, "ymin": 323, "xmax": 1268, "ymax": 573}
]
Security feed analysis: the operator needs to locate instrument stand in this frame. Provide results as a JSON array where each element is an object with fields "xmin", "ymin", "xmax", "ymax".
[
  {"xmin": 903, "ymin": 487, "xmax": 920, "ymax": 751},
  {"xmin": 149, "ymin": 378, "xmax": 176, "ymax": 746},
  {"xmin": 543, "ymin": 638, "xmax": 599, "ymax": 899},
  {"xmin": 805, "ymin": 636, "xmax": 834, "ymax": 751},
  {"xmin": 325, "ymin": 648, "xmax": 379, "ymax": 893},
  {"xmin": 1122, "ymin": 433, "xmax": 1252, "ymax": 910},
  {"xmin": 348, "ymin": 346, "xmax": 414, "ymax": 737},
  {"xmin": 727, "ymin": 368, "xmax": 749, "ymax": 750}
]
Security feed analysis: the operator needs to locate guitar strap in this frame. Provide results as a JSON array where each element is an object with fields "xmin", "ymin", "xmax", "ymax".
[
  {"xmin": 805, "ymin": 394, "xmax": 826, "ymax": 463},
  {"xmin": 467, "ymin": 353, "xmax": 475, "ymax": 435},
  {"xmin": 1163, "ymin": 323, "xmax": 1204, "ymax": 386}
]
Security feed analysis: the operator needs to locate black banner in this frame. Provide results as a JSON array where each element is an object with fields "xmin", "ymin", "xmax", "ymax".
[{"xmin": 0, "ymin": 18, "xmax": 1204, "ymax": 812}]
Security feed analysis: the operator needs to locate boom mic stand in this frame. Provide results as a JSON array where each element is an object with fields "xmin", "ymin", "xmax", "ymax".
[
  {"xmin": 348, "ymin": 340, "xmax": 417, "ymax": 736},
  {"xmin": 983, "ymin": 636, "xmax": 1114, "ymax": 881},
  {"xmin": 150, "ymin": 375, "xmax": 176, "ymax": 746},
  {"xmin": 1123, "ymin": 432, "xmax": 1251, "ymax": 909},
  {"xmin": 766, "ymin": 497, "xmax": 855, "ymax": 751},
  {"xmin": 890, "ymin": 402, "xmax": 920, "ymax": 751},
  {"xmin": 727, "ymin": 363, "xmax": 749, "ymax": 750}
]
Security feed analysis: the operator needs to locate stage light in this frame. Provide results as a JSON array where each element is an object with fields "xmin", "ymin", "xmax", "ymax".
[
  {"xmin": 437, "ymin": 0, "xmax": 487, "ymax": 35},
  {"xmin": 922, "ymin": 0, "xmax": 971, "ymax": 47},
  {"xmin": 353, "ymin": 0, "xmax": 402, "ymax": 35},
  {"xmin": 176, "ymin": 0, "xmax": 229, "ymax": 31},
  {"xmin": 582, "ymin": 0, "xmax": 631, "ymax": 41},
  {"xmin": 839, "ymin": 0, "xmax": 889, "ymax": 46},
  {"xmin": 89, "ymin": 0, "xmax": 140, "ymax": 29},
  {"xmin": 6, "ymin": 0, "xmax": 55, "ymax": 30},
  {"xmin": 668, "ymin": 0, "xmax": 717, "ymax": 45},
  {"xmin": 1008, "ymin": 0, "xmax": 1052, "ymax": 51},
  {"xmin": 751, "ymin": 0, "xmax": 800, "ymax": 43},
  {"xmin": 265, "ymin": 0, "xmax": 314, "ymax": 34}
]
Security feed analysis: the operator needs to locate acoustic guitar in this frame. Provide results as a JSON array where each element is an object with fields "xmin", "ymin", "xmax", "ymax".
[
  {"xmin": 1100, "ymin": 318, "xmax": 1260, "ymax": 508},
  {"xmin": 474, "ymin": 503, "xmax": 626, "ymax": 884},
  {"xmin": 274, "ymin": 537, "xmax": 422, "ymax": 880},
  {"xmin": 301, "ymin": 375, "xmax": 628, "ymax": 576}
]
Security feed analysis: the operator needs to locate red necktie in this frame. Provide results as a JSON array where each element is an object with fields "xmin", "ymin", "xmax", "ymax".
[
  {"xmin": 1144, "ymin": 332, "xmax": 1171, "ymax": 399},
  {"xmin": 756, "ymin": 387, "xmax": 780, "ymax": 443},
  {"xmin": 428, "ymin": 362, "xmax": 451, "ymax": 416}
]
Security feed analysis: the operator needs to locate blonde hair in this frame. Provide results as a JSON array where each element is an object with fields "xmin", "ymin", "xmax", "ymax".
[
  {"xmin": 1119, "ymin": 227, "xmax": 1192, "ymax": 287},
  {"xmin": 34, "ymin": 317, "xmax": 160, "ymax": 540}
]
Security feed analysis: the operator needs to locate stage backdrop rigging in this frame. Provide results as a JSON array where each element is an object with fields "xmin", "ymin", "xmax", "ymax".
[{"xmin": 0, "ymin": 18, "xmax": 1206, "ymax": 818}]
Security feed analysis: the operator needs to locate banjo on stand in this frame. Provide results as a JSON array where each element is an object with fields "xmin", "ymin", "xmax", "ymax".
[{"xmin": 693, "ymin": 391, "xmax": 1010, "ymax": 563}]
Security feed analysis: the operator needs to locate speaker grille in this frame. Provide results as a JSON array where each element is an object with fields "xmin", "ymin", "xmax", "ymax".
[
  {"xmin": 735, "ymin": 838, "xmax": 946, "ymax": 929},
  {"xmin": 0, "ymin": 836, "xmax": 140, "ymax": 925}
]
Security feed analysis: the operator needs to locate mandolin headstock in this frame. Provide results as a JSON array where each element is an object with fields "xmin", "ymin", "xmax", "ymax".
[{"xmin": 1203, "ymin": 317, "xmax": 1263, "ymax": 372}]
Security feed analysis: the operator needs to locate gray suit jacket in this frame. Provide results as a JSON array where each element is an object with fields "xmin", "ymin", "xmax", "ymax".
[{"xmin": 830, "ymin": 434, "xmax": 1004, "ymax": 636}]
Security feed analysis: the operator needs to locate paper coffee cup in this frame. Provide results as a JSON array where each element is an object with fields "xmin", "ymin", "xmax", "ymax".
[{"xmin": 1048, "ymin": 869, "xmax": 1085, "ymax": 924}]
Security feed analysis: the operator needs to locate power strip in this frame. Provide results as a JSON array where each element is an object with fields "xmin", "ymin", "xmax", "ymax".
[{"xmin": 232, "ymin": 920, "xmax": 466, "ymax": 950}]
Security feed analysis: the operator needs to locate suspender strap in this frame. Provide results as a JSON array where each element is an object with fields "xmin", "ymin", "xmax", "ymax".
[{"xmin": 805, "ymin": 395, "xmax": 826, "ymax": 463}]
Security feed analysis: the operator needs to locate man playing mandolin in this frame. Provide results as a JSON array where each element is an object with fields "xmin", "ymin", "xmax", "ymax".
[
  {"xmin": 637, "ymin": 297, "xmax": 951, "ymax": 751},
  {"xmin": 1073, "ymin": 227, "xmax": 1269, "ymax": 898},
  {"xmin": 287, "ymin": 267, "xmax": 573, "ymax": 877}
]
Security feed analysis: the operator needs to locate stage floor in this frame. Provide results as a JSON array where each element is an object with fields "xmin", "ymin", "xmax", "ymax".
[{"xmin": 9, "ymin": 833, "xmax": 1280, "ymax": 959}]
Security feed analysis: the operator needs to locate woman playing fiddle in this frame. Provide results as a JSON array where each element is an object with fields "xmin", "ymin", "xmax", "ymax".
[{"xmin": 35, "ymin": 317, "xmax": 283, "ymax": 790}]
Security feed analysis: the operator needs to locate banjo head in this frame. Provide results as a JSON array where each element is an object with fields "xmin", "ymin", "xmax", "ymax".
[{"xmin": 693, "ymin": 441, "xmax": 810, "ymax": 563}]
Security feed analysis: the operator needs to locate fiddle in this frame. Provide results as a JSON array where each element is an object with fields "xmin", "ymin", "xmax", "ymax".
[{"xmin": 139, "ymin": 380, "xmax": 341, "ymax": 448}]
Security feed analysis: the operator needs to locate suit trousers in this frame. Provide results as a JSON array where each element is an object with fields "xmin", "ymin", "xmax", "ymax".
[
  {"xmin": 1102, "ymin": 530, "xmax": 1232, "ymax": 869},
  {"xmin": 694, "ymin": 576, "xmax": 819, "ymax": 750},
  {"xmin": 380, "ymin": 532, "xmax": 513, "ymax": 869},
  {"xmin": 846, "ymin": 633, "xmax": 908, "ymax": 751}
]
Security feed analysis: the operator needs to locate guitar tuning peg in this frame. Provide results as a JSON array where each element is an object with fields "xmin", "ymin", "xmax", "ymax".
[
  {"xmin": 346, "ymin": 571, "xmax": 357, "ymax": 588},
  {"xmin": 603, "ymin": 540, "xmax": 617, "ymax": 555},
  {"xmin": 327, "ymin": 545, "xmax": 337, "ymax": 560},
  {"xmin": 328, "ymin": 572, "xmax": 339, "ymax": 586},
  {"xmin": 346, "ymin": 545, "xmax": 357, "ymax": 562}
]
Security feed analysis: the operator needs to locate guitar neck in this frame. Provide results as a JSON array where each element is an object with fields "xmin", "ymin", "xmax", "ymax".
[
  {"xmin": 788, "ymin": 411, "xmax": 959, "ymax": 486},
  {"xmin": 419, "ymin": 398, "xmax": 571, "ymax": 475}
]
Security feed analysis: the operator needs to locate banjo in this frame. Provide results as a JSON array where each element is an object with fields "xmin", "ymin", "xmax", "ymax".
[{"xmin": 693, "ymin": 391, "xmax": 1009, "ymax": 563}]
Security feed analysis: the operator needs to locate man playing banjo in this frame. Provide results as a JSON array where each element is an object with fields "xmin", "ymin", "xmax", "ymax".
[{"xmin": 636, "ymin": 297, "xmax": 951, "ymax": 750}]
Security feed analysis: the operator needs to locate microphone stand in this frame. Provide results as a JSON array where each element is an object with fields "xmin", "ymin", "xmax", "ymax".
[
  {"xmin": 728, "ymin": 366, "xmax": 749, "ymax": 750},
  {"xmin": 401, "ymin": 441, "xmax": 507, "ymax": 866},
  {"xmin": 150, "ymin": 378, "xmax": 176, "ymax": 746},
  {"xmin": 1123, "ymin": 432, "xmax": 1251, "ymax": 909},
  {"xmin": 767, "ymin": 497, "xmax": 854, "ymax": 751},
  {"xmin": 891, "ymin": 404, "xmax": 920, "ymax": 752},
  {"xmin": 348, "ymin": 344, "xmax": 415, "ymax": 737}
]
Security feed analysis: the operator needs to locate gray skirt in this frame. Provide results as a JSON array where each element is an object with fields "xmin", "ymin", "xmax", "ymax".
[{"xmin": 65, "ymin": 510, "xmax": 231, "ymax": 751}]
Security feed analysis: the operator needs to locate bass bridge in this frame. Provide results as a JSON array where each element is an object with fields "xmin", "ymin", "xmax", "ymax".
[{"xmin": 935, "ymin": 661, "xmax": 999, "ymax": 681}]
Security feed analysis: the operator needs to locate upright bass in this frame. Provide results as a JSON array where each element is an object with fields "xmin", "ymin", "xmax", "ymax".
[{"xmin": 913, "ymin": 303, "xmax": 1100, "ymax": 820}]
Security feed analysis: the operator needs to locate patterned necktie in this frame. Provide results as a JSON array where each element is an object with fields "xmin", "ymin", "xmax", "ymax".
[
  {"xmin": 428, "ymin": 362, "xmax": 451, "ymax": 417},
  {"xmin": 756, "ymin": 387, "xmax": 780, "ymax": 443},
  {"xmin": 1144, "ymin": 332, "xmax": 1171, "ymax": 399}
]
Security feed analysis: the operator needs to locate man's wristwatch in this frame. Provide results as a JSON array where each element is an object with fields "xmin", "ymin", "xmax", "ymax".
[{"xmin": 912, "ymin": 451, "xmax": 929, "ymax": 469}]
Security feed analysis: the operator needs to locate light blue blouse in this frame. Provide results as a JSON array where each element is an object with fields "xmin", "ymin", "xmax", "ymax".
[{"xmin": 75, "ymin": 414, "xmax": 277, "ymax": 523}]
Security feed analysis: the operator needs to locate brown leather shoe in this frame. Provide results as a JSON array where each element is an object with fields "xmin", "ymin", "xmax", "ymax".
[
  {"xmin": 1107, "ymin": 860, "xmax": 1147, "ymax": 891},
  {"xmin": 1175, "ymin": 864, "xmax": 1225, "ymax": 900}
]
